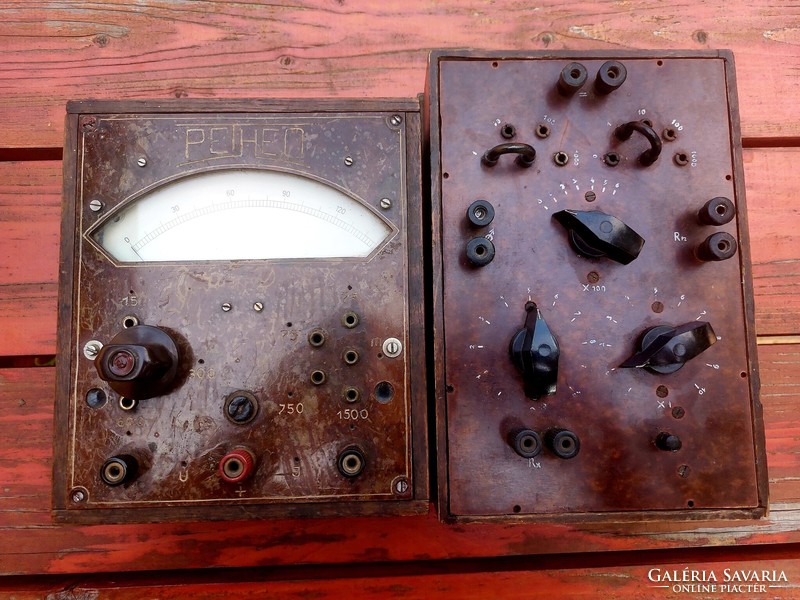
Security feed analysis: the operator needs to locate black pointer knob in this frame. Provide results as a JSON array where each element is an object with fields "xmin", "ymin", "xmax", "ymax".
[
  {"xmin": 553, "ymin": 209, "xmax": 645, "ymax": 265},
  {"xmin": 620, "ymin": 322, "xmax": 717, "ymax": 374},
  {"xmin": 509, "ymin": 303, "xmax": 559, "ymax": 399}
]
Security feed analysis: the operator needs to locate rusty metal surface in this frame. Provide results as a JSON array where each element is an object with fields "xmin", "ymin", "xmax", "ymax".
[
  {"xmin": 54, "ymin": 101, "xmax": 427, "ymax": 520},
  {"xmin": 433, "ymin": 53, "xmax": 764, "ymax": 519}
]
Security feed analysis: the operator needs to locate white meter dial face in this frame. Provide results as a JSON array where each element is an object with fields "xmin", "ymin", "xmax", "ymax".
[{"xmin": 91, "ymin": 169, "xmax": 395, "ymax": 262}]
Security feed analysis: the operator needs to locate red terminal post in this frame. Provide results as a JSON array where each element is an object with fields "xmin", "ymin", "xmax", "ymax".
[{"xmin": 218, "ymin": 448, "xmax": 255, "ymax": 483}]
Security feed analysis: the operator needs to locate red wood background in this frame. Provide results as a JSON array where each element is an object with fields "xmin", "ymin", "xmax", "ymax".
[{"xmin": 1, "ymin": 1, "xmax": 800, "ymax": 597}]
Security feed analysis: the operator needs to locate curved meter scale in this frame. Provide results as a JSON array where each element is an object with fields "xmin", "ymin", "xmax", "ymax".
[{"xmin": 54, "ymin": 100, "xmax": 428, "ymax": 522}]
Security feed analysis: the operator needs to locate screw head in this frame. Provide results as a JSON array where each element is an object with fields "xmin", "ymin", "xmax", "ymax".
[
  {"xmin": 71, "ymin": 489, "xmax": 87, "ymax": 503},
  {"xmin": 344, "ymin": 156, "xmax": 354, "ymax": 166},
  {"xmin": 393, "ymin": 477, "xmax": 409, "ymax": 494},
  {"xmin": 225, "ymin": 392, "xmax": 258, "ymax": 424},
  {"xmin": 89, "ymin": 199, "xmax": 104, "ymax": 212},
  {"xmin": 137, "ymin": 157, "xmax": 147, "ymax": 167},
  {"xmin": 81, "ymin": 116, "xmax": 97, "ymax": 132},
  {"xmin": 382, "ymin": 337, "xmax": 403, "ymax": 358},
  {"xmin": 390, "ymin": 114, "xmax": 402, "ymax": 126},
  {"xmin": 221, "ymin": 302, "xmax": 232, "ymax": 312},
  {"xmin": 253, "ymin": 302, "xmax": 263, "ymax": 312},
  {"xmin": 83, "ymin": 340, "xmax": 102, "ymax": 360},
  {"xmin": 678, "ymin": 464, "xmax": 691, "ymax": 478},
  {"xmin": 380, "ymin": 197, "xmax": 392, "ymax": 210}
]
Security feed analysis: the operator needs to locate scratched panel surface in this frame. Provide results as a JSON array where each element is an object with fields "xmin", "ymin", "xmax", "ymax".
[
  {"xmin": 54, "ymin": 101, "xmax": 427, "ymax": 520},
  {"xmin": 434, "ymin": 52, "xmax": 764, "ymax": 518}
]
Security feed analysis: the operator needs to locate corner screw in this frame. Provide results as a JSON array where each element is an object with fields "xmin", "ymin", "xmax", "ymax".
[
  {"xmin": 390, "ymin": 114, "xmax": 402, "ymax": 126},
  {"xmin": 253, "ymin": 302, "xmax": 263, "ymax": 312},
  {"xmin": 380, "ymin": 198, "xmax": 392, "ymax": 210},
  {"xmin": 394, "ymin": 478, "xmax": 409, "ymax": 494},
  {"xmin": 221, "ymin": 302, "xmax": 232, "ymax": 312},
  {"xmin": 89, "ymin": 199, "xmax": 104, "ymax": 212},
  {"xmin": 137, "ymin": 157, "xmax": 147, "ymax": 167},
  {"xmin": 344, "ymin": 156, "xmax": 354, "ymax": 166},
  {"xmin": 81, "ymin": 117, "xmax": 97, "ymax": 132},
  {"xmin": 71, "ymin": 489, "xmax": 86, "ymax": 503}
]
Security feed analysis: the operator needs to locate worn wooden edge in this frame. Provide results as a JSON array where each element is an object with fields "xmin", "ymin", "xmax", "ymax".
[
  {"xmin": 66, "ymin": 98, "xmax": 422, "ymax": 115},
  {"xmin": 404, "ymin": 105, "xmax": 432, "ymax": 504},
  {"xmin": 723, "ymin": 50, "xmax": 770, "ymax": 516},
  {"xmin": 423, "ymin": 51, "xmax": 450, "ymax": 522}
]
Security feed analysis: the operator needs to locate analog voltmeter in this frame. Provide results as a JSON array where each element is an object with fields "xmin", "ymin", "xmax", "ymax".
[{"xmin": 54, "ymin": 100, "xmax": 428, "ymax": 522}]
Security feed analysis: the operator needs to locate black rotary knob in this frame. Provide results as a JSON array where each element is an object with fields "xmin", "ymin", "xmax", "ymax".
[
  {"xmin": 553, "ymin": 209, "xmax": 645, "ymax": 265},
  {"xmin": 509, "ymin": 303, "xmax": 559, "ymax": 399},
  {"xmin": 620, "ymin": 321, "xmax": 717, "ymax": 374},
  {"xmin": 95, "ymin": 325, "xmax": 180, "ymax": 399}
]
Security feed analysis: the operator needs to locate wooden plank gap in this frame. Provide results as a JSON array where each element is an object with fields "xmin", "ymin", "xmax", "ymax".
[
  {"xmin": 757, "ymin": 335, "xmax": 800, "ymax": 346},
  {"xmin": 0, "ymin": 148, "xmax": 63, "ymax": 162},
  {"xmin": 743, "ymin": 137, "xmax": 800, "ymax": 149}
]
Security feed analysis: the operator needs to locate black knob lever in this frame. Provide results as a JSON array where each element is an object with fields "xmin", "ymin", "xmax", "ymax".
[
  {"xmin": 95, "ymin": 324, "xmax": 180, "ymax": 399},
  {"xmin": 509, "ymin": 303, "xmax": 559, "ymax": 399},
  {"xmin": 482, "ymin": 142, "xmax": 536, "ymax": 168},
  {"xmin": 553, "ymin": 209, "xmax": 645, "ymax": 265},
  {"xmin": 620, "ymin": 321, "xmax": 717, "ymax": 374}
]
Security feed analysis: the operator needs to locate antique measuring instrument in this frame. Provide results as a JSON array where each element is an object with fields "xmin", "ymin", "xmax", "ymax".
[
  {"xmin": 428, "ymin": 50, "xmax": 767, "ymax": 521},
  {"xmin": 54, "ymin": 100, "xmax": 427, "ymax": 521}
]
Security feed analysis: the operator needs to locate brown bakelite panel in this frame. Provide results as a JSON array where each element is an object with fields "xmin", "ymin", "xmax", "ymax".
[
  {"xmin": 54, "ymin": 99, "xmax": 428, "ymax": 522},
  {"xmin": 428, "ymin": 51, "xmax": 767, "ymax": 521}
]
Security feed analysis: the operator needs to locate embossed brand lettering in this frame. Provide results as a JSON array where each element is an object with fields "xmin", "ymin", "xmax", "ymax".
[{"xmin": 184, "ymin": 125, "xmax": 305, "ymax": 162}]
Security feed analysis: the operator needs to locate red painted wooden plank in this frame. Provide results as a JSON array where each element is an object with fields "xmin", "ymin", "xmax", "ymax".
[
  {"xmin": 0, "ymin": 2, "xmax": 799, "ymax": 148},
  {"xmin": 2, "ymin": 556, "xmax": 800, "ymax": 598}
]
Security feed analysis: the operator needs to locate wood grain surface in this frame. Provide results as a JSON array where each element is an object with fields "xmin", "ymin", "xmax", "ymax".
[
  {"xmin": 1, "ymin": 1, "xmax": 800, "ymax": 146},
  {"xmin": 1, "ymin": 0, "xmax": 799, "ymax": 591}
]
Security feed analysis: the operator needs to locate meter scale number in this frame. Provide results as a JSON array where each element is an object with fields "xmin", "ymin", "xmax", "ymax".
[{"xmin": 91, "ymin": 169, "xmax": 394, "ymax": 262}]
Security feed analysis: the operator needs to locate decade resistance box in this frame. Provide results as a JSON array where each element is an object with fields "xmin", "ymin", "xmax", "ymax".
[
  {"xmin": 427, "ymin": 50, "xmax": 767, "ymax": 521},
  {"xmin": 54, "ymin": 100, "xmax": 427, "ymax": 521}
]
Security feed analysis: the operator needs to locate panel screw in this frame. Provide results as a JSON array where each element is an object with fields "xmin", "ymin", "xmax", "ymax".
[
  {"xmin": 221, "ymin": 302, "xmax": 232, "ymax": 312},
  {"xmin": 344, "ymin": 156, "xmax": 354, "ymax": 166},
  {"xmin": 380, "ymin": 198, "xmax": 392, "ymax": 210},
  {"xmin": 71, "ymin": 489, "xmax": 86, "ymax": 503},
  {"xmin": 81, "ymin": 116, "xmax": 97, "ymax": 132},
  {"xmin": 390, "ymin": 114, "xmax": 402, "ymax": 126},
  {"xmin": 89, "ymin": 199, "xmax": 104, "ymax": 212},
  {"xmin": 395, "ymin": 478, "xmax": 409, "ymax": 494},
  {"xmin": 382, "ymin": 337, "xmax": 403, "ymax": 358},
  {"xmin": 253, "ymin": 302, "xmax": 263, "ymax": 312},
  {"xmin": 137, "ymin": 157, "xmax": 147, "ymax": 167},
  {"xmin": 83, "ymin": 340, "xmax": 103, "ymax": 360},
  {"xmin": 225, "ymin": 392, "xmax": 258, "ymax": 424},
  {"xmin": 678, "ymin": 464, "xmax": 691, "ymax": 478}
]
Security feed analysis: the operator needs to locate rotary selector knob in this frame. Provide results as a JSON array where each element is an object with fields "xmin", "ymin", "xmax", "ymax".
[
  {"xmin": 553, "ymin": 209, "xmax": 645, "ymax": 265},
  {"xmin": 509, "ymin": 303, "xmax": 559, "ymax": 399},
  {"xmin": 620, "ymin": 321, "xmax": 717, "ymax": 374},
  {"xmin": 95, "ymin": 324, "xmax": 180, "ymax": 399}
]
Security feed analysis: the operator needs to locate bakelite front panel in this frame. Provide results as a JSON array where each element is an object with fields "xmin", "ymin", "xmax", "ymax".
[
  {"xmin": 428, "ymin": 51, "xmax": 767, "ymax": 521},
  {"xmin": 54, "ymin": 100, "xmax": 428, "ymax": 522}
]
